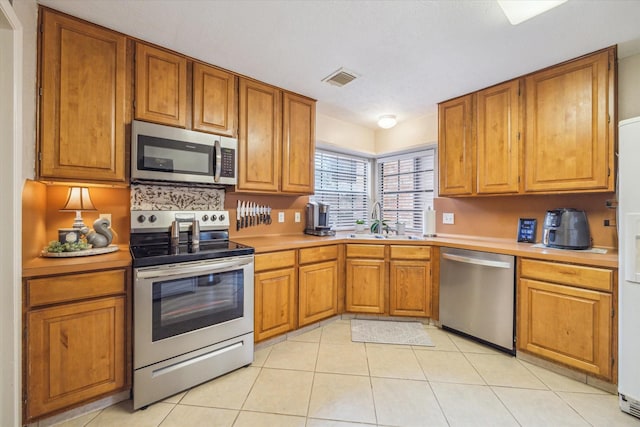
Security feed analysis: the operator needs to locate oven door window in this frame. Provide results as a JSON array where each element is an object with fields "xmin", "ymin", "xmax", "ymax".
[{"xmin": 152, "ymin": 269, "xmax": 243, "ymax": 341}]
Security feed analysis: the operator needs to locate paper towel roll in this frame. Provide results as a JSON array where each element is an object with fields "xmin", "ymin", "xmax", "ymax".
[{"xmin": 423, "ymin": 208, "xmax": 436, "ymax": 237}]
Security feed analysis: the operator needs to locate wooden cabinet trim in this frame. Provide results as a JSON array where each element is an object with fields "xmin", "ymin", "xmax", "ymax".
[
  {"xmin": 27, "ymin": 269, "xmax": 126, "ymax": 307},
  {"xmin": 254, "ymin": 250, "xmax": 296, "ymax": 272},
  {"xmin": 346, "ymin": 244, "xmax": 385, "ymax": 259},
  {"xmin": 299, "ymin": 245, "xmax": 338, "ymax": 264},
  {"xmin": 520, "ymin": 258, "xmax": 613, "ymax": 292},
  {"xmin": 389, "ymin": 245, "xmax": 431, "ymax": 260}
]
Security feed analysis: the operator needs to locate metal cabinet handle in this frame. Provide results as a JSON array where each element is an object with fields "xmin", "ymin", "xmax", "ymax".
[{"xmin": 442, "ymin": 252, "xmax": 512, "ymax": 269}]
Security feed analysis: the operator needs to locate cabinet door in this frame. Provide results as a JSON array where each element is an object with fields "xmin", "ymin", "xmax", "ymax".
[
  {"xmin": 26, "ymin": 297, "xmax": 126, "ymax": 420},
  {"xmin": 476, "ymin": 80, "xmax": 521, "ymax": 194},
  {"xmin": 193, "ymin": 63, "xmax": 237, "ymax": 137},
  {"xmin": 39, "ymin": 9, "xmax": 127, "ymax": 183},
  {"xmin": 518, "ymin": 278, "xmax": 612, "ymax": 379},
  {"xmin": 524, "ymin": 49, "xmax": 614, "ymax": 193},
  {"xmin": 346, "ymin": 259, "xmax": 386, "ymax": 314},
  {"xmin": 254, "ymin": 268, "xmax": 296, "ymax": 341},
  {"xmin": 299, "ymin": 260, "xmax": 338, "ymax": 327},
  {"xmin": 237, "ymin": 78, "xmax": 281, "ymax": 192},
  {"xmin": 439, "ymin": 94, "xmax": 475, "ymax": 195},
  {"xmin": 135, "ymin": 42, "xmax": 187, "ymax": 127},
  {"xmin": 282, "ymin": 92, "xmax": 315, "ymax": 194},
  {"xmin": 389, "ymin": 260, "xmax": 431, "ymax": 317}
]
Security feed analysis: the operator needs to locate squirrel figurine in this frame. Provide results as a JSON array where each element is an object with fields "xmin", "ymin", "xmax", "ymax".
[{"xmin": 80, "ymin": 218, "xmax": 113, "ymax": 248}]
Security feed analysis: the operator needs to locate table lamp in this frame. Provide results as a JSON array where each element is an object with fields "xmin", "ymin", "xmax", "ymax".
[{"xmin": 59, "ymin": 186, "xmax": 97, "ymax": 229}]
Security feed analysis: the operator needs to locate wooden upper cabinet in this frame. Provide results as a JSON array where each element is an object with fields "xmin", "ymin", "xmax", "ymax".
[
  {"xmin": 39, "ymin": 9, "xmax": 127, "ymax": 183},
  {"xmin": 476, "ymin": 80, "xmax": 521, "ymax": 194},
  {"xmin": 439, "ymin": 94, "xmax": 474, "ymax": 196},
  {"xmin": 524, "ymin": 48, "xmax": 614, "ymax": 193},
  {"xmin": 135, "ymin": 42, "xmax": 187, "ymax": 127},
  {"xmin": 282, "ymin": 92, "xmax": 316, "ymax": 194},
  {"xmin": 193, "ymin": 62, "xmax": 237, "ymax": 137},
  {"xmin": 237, "ymin": 78, "xmax": 282, "ymax": 192}
]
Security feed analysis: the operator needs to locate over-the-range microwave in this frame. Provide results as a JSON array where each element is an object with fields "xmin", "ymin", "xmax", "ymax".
[{"xmin": 131, "ymin": 120, "xmax": 237, "ymax": 185}]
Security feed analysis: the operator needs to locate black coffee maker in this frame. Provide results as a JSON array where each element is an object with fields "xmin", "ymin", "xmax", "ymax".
[{"xmin": 304, "ymin": 202, "xmax": 335, "ymax": 236}]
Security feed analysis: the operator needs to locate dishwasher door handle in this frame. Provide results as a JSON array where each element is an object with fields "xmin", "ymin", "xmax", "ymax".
[{"xmin": 441, "ymin": 252, "xmax": 512, "ymax": 269}]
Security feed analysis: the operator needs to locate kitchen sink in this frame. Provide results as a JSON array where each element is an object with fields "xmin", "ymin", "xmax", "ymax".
[{"xmin": 347, "ymin": 233, "xmax": 425, "ymax": 241}]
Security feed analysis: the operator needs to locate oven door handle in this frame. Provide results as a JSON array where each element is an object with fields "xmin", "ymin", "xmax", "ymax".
[{"xmin": 136, "ymin": 258, "xmax": 252, "ymax": 280}]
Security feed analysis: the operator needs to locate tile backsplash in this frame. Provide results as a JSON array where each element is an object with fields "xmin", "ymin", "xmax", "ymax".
[{"xmin": 130, "ymin": 183, "xmax": 224, "ymax": 210}]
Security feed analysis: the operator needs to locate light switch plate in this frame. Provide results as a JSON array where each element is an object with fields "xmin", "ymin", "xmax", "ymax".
[
  {"xmin": 443, "ymin": 212, "xmax": 455, "ymax": 224},
  {"xmin": 294, "ymin": 212, "xmax": 301, "ymax": 223},
  {"xmin": 278, "ymin": 212, "xmax": 285, "ymax": 223}
]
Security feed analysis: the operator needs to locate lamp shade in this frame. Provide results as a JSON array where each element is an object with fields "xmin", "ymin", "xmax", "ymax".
[
  {"xmin": 60, "ymin": 187, "xmax": 97, "ymax": 229},
  {"xmin": 377, "ymin": 115, "xmax": 397, "ymax": 129},
  {"xmin": 60, "ymin": 187, "xmax": 97, "ymax": 212}
]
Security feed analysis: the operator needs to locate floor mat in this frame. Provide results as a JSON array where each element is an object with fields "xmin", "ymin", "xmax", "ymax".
[{"xmin": 350, "ymin": 319, "xmax": 434, "ymax": 346}]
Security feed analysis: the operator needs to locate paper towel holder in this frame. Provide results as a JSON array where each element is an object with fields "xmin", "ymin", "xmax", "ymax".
[{"xmin": 423, "ymin": 207, "xmax": 437, "ymax": 237}]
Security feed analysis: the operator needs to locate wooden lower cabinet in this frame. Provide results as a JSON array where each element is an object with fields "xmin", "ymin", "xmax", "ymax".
[
  {"xmin": 389, "ymin": 260, "xmax": 431, "ymax": 317},
  {"xmin": 345, "ymin": 259, "xmax": 386, "ymax": 314},
  {"xmin": 518, "ymin": 259, "xmax": 613, "ymax": 380},
  {"xmin": 254, "ymin": 250, "xmax": 297, "ymax": 341},
  {"xmin": 24, "ymin": 268, "xmax": 129, "ymax": 422},
  {"xmin": 299, "ymin": 261, "xmax": 338, "ymax": 326}
]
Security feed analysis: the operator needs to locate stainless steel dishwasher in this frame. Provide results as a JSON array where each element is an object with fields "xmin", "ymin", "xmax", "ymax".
[{"xmin": 439, "ymin": 247, "xmax": 516, "ymax": 354}]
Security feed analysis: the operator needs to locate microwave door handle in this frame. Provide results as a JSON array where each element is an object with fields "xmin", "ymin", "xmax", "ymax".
[{"xmin": 214, "ymin": 139, "xmax": 222, "ymax": 183}]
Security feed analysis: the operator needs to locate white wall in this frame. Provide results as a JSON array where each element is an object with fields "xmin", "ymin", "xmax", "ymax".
[
  {"xmin": 14, "ymin": 0, "xmax": 37, "ymax": 181},
  {"xmin": 619, "ymin": 52, "xmax": 640, "ymax": 120},
  {"xmin": 316, "ymin": 113, "xmax": 376, "ymax": 155},
  {"xmin": 374, "ymin": 110, "xmax": 438, "ymax": 154}
]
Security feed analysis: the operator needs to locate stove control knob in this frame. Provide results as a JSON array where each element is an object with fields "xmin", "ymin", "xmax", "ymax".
[
  {"xmin": 149, "ymin": 215, "xmax": 157, "ymax": 223},
  {"xmin": 137, "ymin": 215, "xmax": 146, "ymax": 223},
  {"xmin": 202, "ymin": 214, "xmax": 209, "ymax": 222},
  {"xmin": 219, "ymin": 214, "xmax": 225, "ymax": 221},
  {"xmin": 211, "ymin": 214, "xmax": 217, "ymax": 222}
]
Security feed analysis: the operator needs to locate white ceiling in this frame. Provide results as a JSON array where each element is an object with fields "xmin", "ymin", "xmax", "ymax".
[{"xmin": 38, "ymin": 0, "xmax": 640, "ymax": 129}]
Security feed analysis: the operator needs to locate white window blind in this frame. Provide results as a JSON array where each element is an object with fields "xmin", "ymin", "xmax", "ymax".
[
  {"xmin": 376, "ymin": 148, "xmax": 436, "ymax": 232},
  {"xmin": 311, "ymin": 149, "xmax": 370, "ymax": 230}
]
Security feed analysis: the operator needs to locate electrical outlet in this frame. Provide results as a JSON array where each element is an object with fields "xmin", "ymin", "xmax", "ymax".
[
  {"xmin": 99, "ymin": 213, "xmax": 112, "ymax": 224},
  {"xmin": 294, "ymin": 212, "xmax": 301, "ymax": 223},
  {"xmin": 278, "ymin": 211, "xmax": 285, "ymax": 223},
  {"xmin": 443, "ymin": 212, "xmax": 455, "ymax": 225}
]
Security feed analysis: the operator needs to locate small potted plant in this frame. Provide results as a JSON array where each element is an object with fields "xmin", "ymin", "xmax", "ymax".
[{"xmin": 355, "ymin": 219, "xmax": 366, "ymax": 233}]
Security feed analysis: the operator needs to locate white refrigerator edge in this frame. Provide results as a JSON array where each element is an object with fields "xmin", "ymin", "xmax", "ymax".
[{"xmin": 618, "ymin": 116, "xmax": 640, "ymax": 418}]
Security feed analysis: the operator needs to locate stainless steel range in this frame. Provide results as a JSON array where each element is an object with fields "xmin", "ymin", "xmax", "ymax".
[{"xmin": 130, "ymin": 210, "xmax": 254, "ymax": 410}]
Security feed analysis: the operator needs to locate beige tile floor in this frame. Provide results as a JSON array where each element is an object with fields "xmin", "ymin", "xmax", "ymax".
[{"xmin": 54, "ymin": 319, "xmax": 640, "ymax": 427}]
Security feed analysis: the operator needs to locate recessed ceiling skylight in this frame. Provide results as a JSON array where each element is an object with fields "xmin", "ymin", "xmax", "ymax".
[{"xmin": 497, "ymin": 0, "xmax": 567, "ymax": 25}]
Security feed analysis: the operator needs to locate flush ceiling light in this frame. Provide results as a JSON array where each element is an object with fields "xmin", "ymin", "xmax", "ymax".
[
  {"xmin": 377, "ymin": 115, "xmax": 397, "ymax": 129},
  {"xmin": 497, "ymin": 0, "xmax": 567, "ymax": 25}
]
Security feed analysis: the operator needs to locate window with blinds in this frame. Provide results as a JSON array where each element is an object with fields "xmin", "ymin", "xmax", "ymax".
[
  {"xmin": 311, "ymin": 149, "xmax": 370, "ymax": 230},
  {"xmin": 376, "ymin": 148, "xmax": 436, "ymax": 232}
]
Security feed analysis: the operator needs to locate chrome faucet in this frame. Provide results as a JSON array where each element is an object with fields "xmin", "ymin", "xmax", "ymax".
[{"xmin": 370, "ymin": 200, "xmax": 384, "ymax": 233}]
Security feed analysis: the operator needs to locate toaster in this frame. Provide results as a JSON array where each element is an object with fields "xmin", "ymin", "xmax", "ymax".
[{"xmin": 542, "ymin": 208, "xmax": 591, "ymax": 249}]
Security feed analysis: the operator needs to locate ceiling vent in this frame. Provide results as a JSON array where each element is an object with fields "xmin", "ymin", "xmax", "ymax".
[{"xmin": 322, "ymin": 68, "xmax": 358, "ymax": 87}]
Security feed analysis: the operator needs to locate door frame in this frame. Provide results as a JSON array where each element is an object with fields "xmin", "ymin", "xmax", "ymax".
[{"xmin": 0, "ymin": 1, "xmax": 23, "ymax": 425}]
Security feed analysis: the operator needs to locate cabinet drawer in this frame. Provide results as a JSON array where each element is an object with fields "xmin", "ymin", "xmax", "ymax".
[
  {"xmin": 299, "ymin": 245, "xmax": 338, "ymax": 264},
  {"xmin": 346, "ymin": 244, "xmax": 385, "ymax": 259},
  {"xmin": 255, "ymin": 250, "xmax": 296, "ymax": 272},
  {"xmin": 27, "ymin": 269, "xmax": 127, "ymax": 307},
  {"xmin": 390, "ymin": 245, "xmax": 431, "ymax": 260},
  {"xmin": 520, "ymin": 259, "xmax": 612, "ymax": 292}
]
